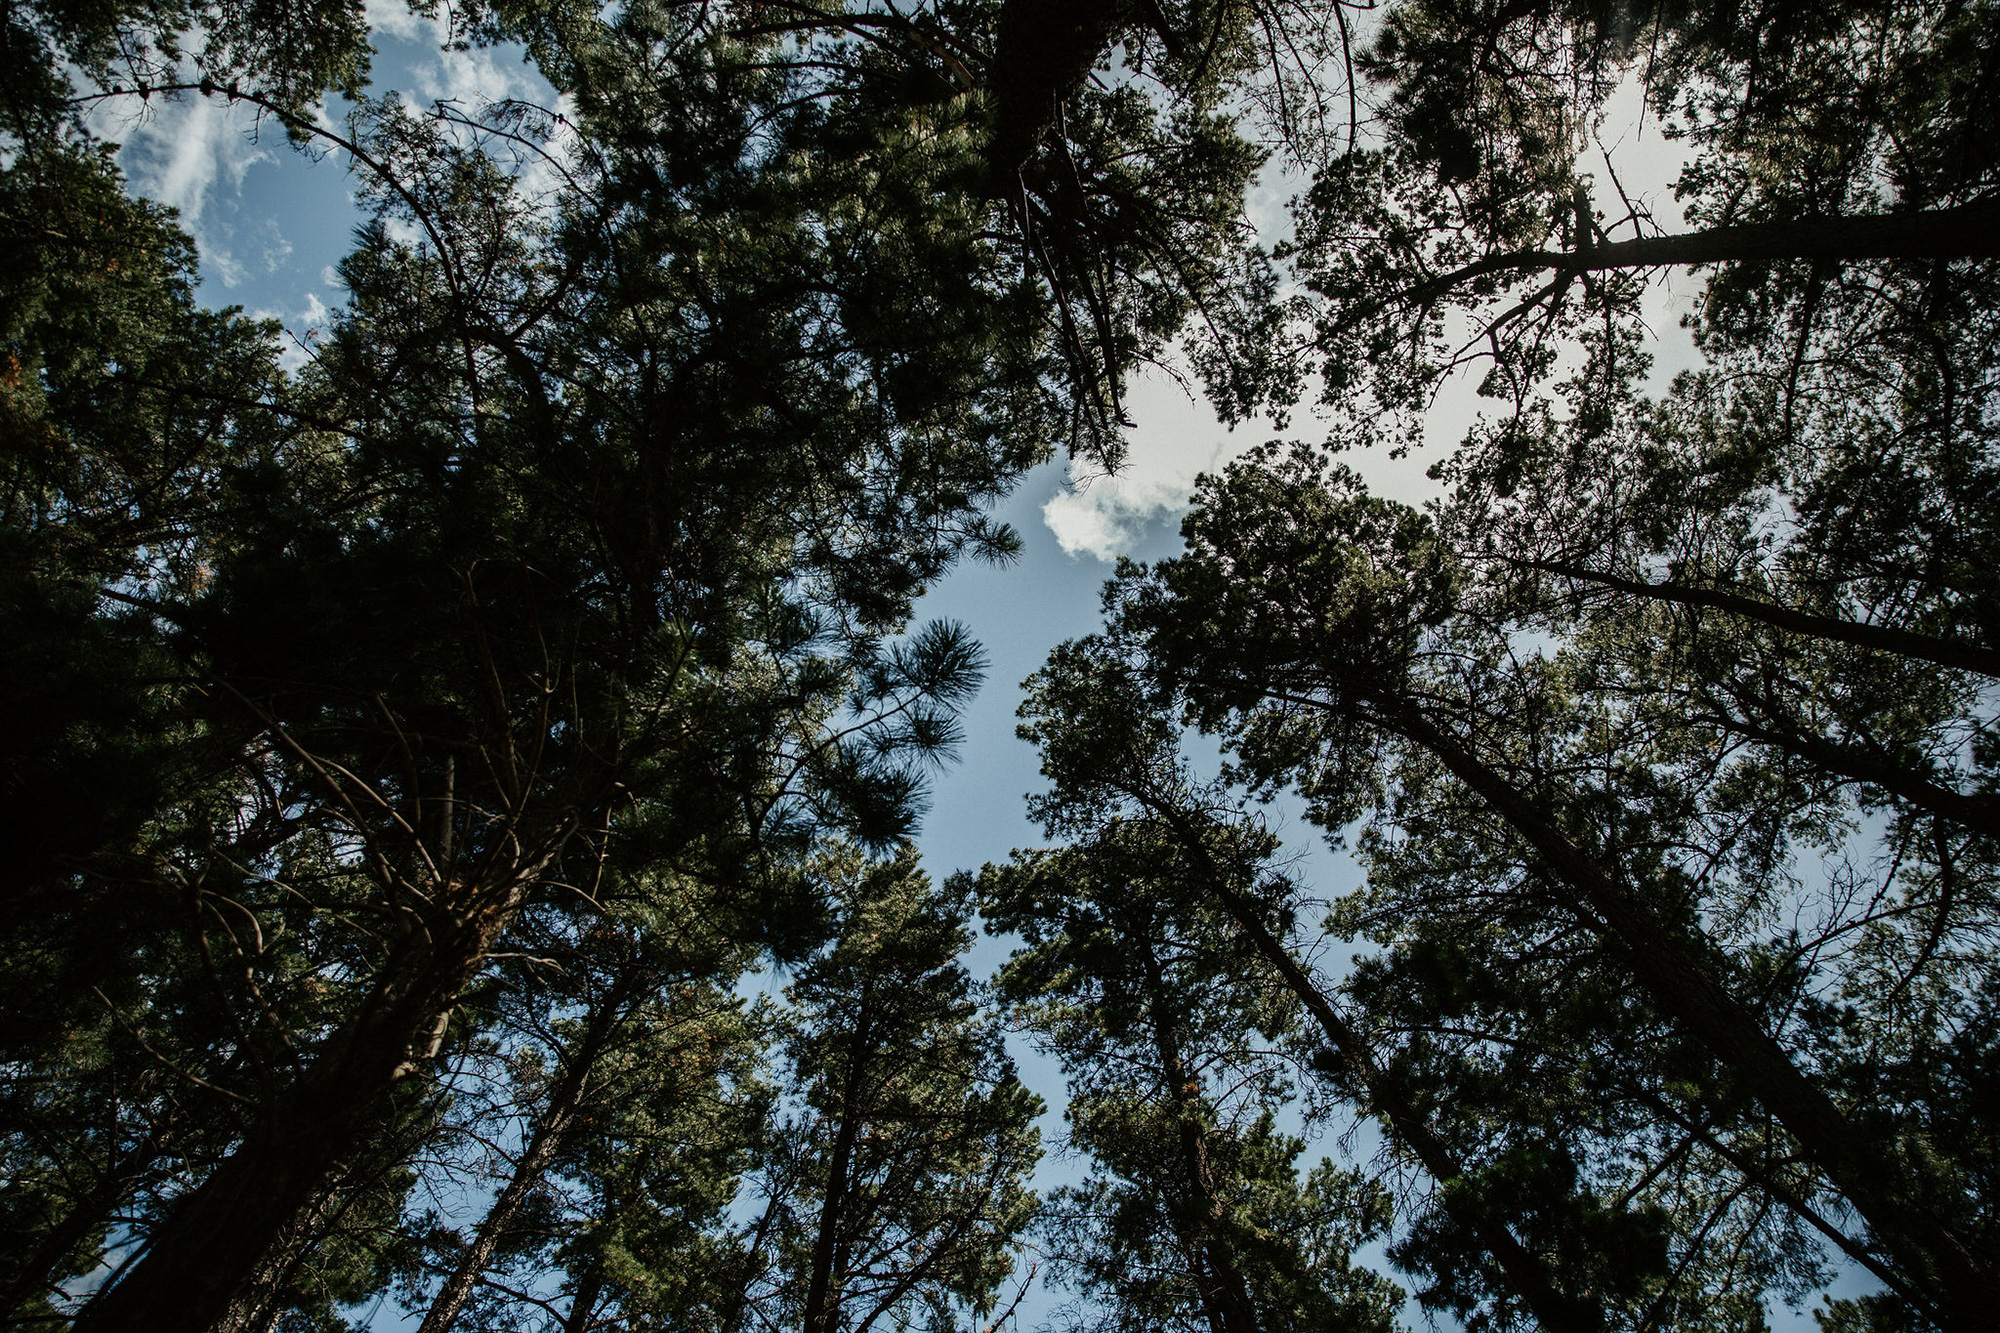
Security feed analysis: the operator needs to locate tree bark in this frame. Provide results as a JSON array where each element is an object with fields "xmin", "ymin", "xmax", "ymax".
[
  {"xmin": 71, "ymin": 860, "xmax": 555, "ymax": 1333},
  {"xmin": 987, "ymin": 0, "xmax": 1135, "ymax": 185},
  {"xmin": 561, "ymin": 1257, "xmax": 606, "ymax": 1333},
  {"xmin": 1415, "ymin": 198, "xmax": 2000, "ymax": 303},
  {"xmin": 1130, "ymin": 925, "xmax": 1262, "ymax": 1333},
  {"xmin": 415, "ymin": 978, "xmax": 631, "ymax": 1333},
  {"xmin": 1511, "ymin": 557, "xmax": 2000, "ymax": 680},
  {"xmin": 801, "ymin": 990, "xmax": 875, "ymax": 1333},
  {"xmin": 1705, "ymin": 706, "xmax": 1999, "ymax": 832}
]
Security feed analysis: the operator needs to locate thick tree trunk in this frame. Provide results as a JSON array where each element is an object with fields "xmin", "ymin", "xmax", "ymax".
[
  {"xmin": 987, "ymin": 0, "xmax": 1134, "ymax": 186},
  {"xmin": 1141, "ymin": 801, "xmax": 1604, "ymax": 1333},
  {"xmin": 1379, "ymin": 701, "xmax": 1999, "ymax": 1331},
  {"xmin": 71, "ymin": 867, "xmax": 549, "ymax": 1333}
]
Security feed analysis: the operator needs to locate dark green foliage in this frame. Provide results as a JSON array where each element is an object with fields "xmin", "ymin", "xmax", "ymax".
[
  {"xmin": 981, "ymin": 822, "xmax": 1403, "ymax": 1333},
  {"xmin": 745, "ymin": 848, "xmax": 1043, "ymax": 1333},
  {"xmin": 6, "ymin": 0, "xmax": 2000, "ymax": 1328}
]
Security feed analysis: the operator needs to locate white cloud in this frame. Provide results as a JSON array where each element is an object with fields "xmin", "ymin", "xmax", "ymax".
[
  {"xmin": 1587, "ymin": 71, "xmax": 1690, "ymax": 237},
  {"xmin": 108, "ymin": 92, "xmax": 272, "ymax": 233},
  {"xmin": 364, "ymin": 0, "xmax": 431, "ymax": 44},
  {"xmin": 254, "ymin": 291, "xmax": 333, "ymax": 373},
  {"xmin": 1041, "ymin": 364, "xmax": 1242, "ymax": 561},
  {"xmin": 321, "ymin": 264, "xmax": 343, "ymax": 287},
  {"xmin": 96, "ymin": 90, "xmax": 295, "ymax": 286},
  {"xmin": 1042, "ymin": 350, "xmax": 1451, "ymax": 562},
  {"xmin": 509, "ymin": 91, "xmax": 582, "ymax": 205},
  {"xmin": 365, "ymin": 0, "xmax": 534, "ymax": 112},
  {"xmin": 1246, "ymin": 156, "xmax": 1308, "ymax": 249},
  {"xmin": 1043, "ymin": 467, "xmax": 1194, "ymax": 561},
  {"xmin": 1583, "ymin": 69, "xmax": 1705, "ymax": 388},
  {"xmin": 417, "ymin": 41, "xmax": 531, "ymax": 109}
]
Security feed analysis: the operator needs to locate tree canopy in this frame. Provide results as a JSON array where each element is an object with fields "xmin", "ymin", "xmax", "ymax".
[{"xmin": 2, "ymin": 0, "xmax": 1996, "ymax": 1330}]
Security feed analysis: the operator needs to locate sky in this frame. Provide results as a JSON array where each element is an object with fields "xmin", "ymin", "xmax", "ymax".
[
  {"xmin": 86, "ymin": 11, "xmax": 1857, "ymax": 1328},
  {"xmin": 87, "ymin": 6, "xmax": 1700, "ymax": 886}
]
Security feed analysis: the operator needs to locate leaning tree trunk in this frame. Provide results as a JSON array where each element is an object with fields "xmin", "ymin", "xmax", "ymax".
[
  {"xmin": 1377, "ymin": 700, "xmax": 1998, "ymax": 1332},
  {"xmin": 801, "ymin": 990, "xmax": 876, "ymax": 1333},
  {"xmin": 1140, "ymin": 799, "xmax": 1606, "ymax": 1333},
  {"xmin": 416, "ymin": 976, "xmax": 631, "ymax": 1333},
  {"xmin": 1406, "ymin": 197, "xmax": 2000, "ymax": 312},
  {"xmin": 1508, "ymin": 557, "xmax": 2000, "ymax": 680},
  {"xmin": 1131, "ymin": 926, "xmax": 1263, "ymax": 1333},
  {"xmin": 71, "ymin": 856, "xmax": 558, "ymax": 1333}
]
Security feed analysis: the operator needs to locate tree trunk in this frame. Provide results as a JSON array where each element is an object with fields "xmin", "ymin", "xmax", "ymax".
[
  {"xmin": 416, "ymin": 978, "xmax": 629, "ymax": 1333},
  {"xmin": 1510, "ymin": 557, "xmax": 2000, "ymax": 680},
  {"xmin": 1416, "ymin": 197, "xmax": 2000, "ymax": 305},
  {"xmin": 1141, "ymin": 800, "xmax": 1604, "ymax": 1333},
  {"xmin": 1706, "ymin": 706, "xmax": 1999, "ymax": 831},
  {"xmin": 1379, "ymin": 700, "xmax": 1999, "ymax": 1330},
  {"xmin": 561, "ymin": 1257, "xmax": 606, "ymax": 1333},
  {"xmin": 1131, "ymin": 927, "xmax": 1262, "ymax": 1333},
  {"xmin": 987, "ymin": 0, "xmax": 1134, "ymax": 185},
  {"xmin": 802, "ymin": 992, "xmax": 874, "ymax": 1333},
  {"xmin": 71, "ymin": 864, "xmax": 551, "ymax": 1333}
]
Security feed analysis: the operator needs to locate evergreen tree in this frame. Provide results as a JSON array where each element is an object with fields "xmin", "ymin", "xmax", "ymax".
[
  {"xmin": 1094, "ymin": 440, "xmax": 1999, "ymax": 1328},
  {"xmin": 980, "ymin": 822, "xmax": 1403, "ymax": 1333},
  {"xmin": 730, "ymin": 847, "xmax": 1042, "ymax": 1333}
]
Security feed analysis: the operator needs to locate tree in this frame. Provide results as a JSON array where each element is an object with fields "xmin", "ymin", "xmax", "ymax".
[
  {"xmin": 979, "ymin": 821, "xmax": 1403, "ymax": 1333},
  {"xmin": 1275, "ymin": 0, "xmax": 2000, "ymax": 430},
  {"xmin": 727, "ymin": 847, "xmax": 1042, "ymax": 1333},
  {"xmin": 4, "ymin": 0, "xmax": 1289, "ymax": 1318},
  {"xmin": 1, "ymin": 5, "xmax": 1106, "ymax": 1326},
  {"xmin": 391, "ymin": 873, "xmax": 768, "ymax": 1333},
  {"xmin": 1096, "ymin": 442, "xmax": 1998, "ymax": 1327},
  {"xmin": 1009, "ymin": 636, "xmax": 1676, "ymax": 1331}
]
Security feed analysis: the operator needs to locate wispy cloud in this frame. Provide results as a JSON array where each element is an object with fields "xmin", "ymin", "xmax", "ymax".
[
  {"xmin": 363, "ymin": 0, "xmax": 430, "ymax": 44},
  {"xmin": 98, "ymin": 91, "xmax": 292, "ymax": 286},
  {"xmin": 108, "ymin": 92, "xmax": 271, "ymax": 231}
]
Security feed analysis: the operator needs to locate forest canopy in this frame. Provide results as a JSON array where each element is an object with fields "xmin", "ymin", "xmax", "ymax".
[{"xmin": 1, "ymin": 0, "xmax": 1995, "ymax": 1331}]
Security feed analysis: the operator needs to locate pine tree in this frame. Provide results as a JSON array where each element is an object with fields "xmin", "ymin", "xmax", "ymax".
[
  {"xmin": 732, "ymin": 847, "xmax": 1042, "ymax": 1333},
  {"xmin": 980, "ymin": 821, "xmax": 1403, "ymax": 1333}
]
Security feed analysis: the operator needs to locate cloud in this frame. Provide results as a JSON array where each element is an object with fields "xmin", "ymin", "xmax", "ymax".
[
  {"xmin": 253, "ymin": 291, "xmax": 335, "ymax": 373},
  {"xmin": 98, "ymin": 90, "xmax": 294, "ymax": 286},
  {"xmin": 365, "ymin": 0, "xmax": 537, "ymax": 112},
  {"xmin": 418, "ymin": 44, "xmax": 533, "ymax": 108},
  {"xmin": 1583, "ymin": 69, "xmax": 1704, "ymax": 388},
  {"xmin": 1041, "ymin": 348, "xmax": 1455, "ymax": 562},
  {"xmin": 364, "ymin": 0, "xmax": 431, "ymax": 44},
  {"xmin": 108, "ymin": 92, "xmax": 272, "ymax": 234},
  {"xmin": 1040, "ymin": 364, "xmax": 1240, "ymax": 562},
  {"xmin": 1043, "ymin": 468, "xmax": 1193, "ymax": 561},
  {"xmin": 363, "ymin": 1, "xmax": 567, "ymax": 203}
]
